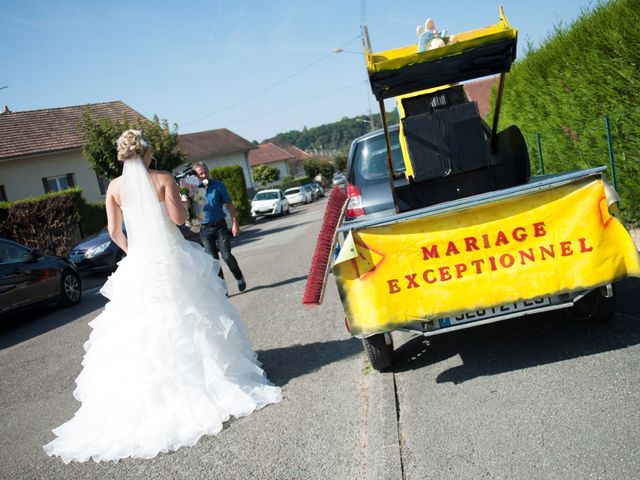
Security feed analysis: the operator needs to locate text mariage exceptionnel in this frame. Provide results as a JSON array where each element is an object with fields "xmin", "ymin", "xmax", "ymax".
[{"xmin": 385, "ymin": 221, "xmax": 594, "ymax": 294}]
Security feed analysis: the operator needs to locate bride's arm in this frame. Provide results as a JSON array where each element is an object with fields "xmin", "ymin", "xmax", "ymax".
[
  {"xmin": 162, "ymin": 174, "xmax": 189, "ymax": 225},
  {"xmin": 105, "ymin": 180, "xmax": 128, "ymax": 253},
  {"xmin": 105, "ymin": 179, "xmax": 128, "ymax": 253}
]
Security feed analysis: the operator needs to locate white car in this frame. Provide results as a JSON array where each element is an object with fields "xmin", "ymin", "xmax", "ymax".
[
  {"xmin": 284, "ymin": 187, "xmax": 312, "ymax": 206},
  {"xmin": 251, "ymin": 189, "xmax": 290, "ymax": 218}
]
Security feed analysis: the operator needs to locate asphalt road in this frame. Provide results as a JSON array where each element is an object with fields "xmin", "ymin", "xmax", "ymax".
[
  {"xmin": 2, "ymin": 197, "xmax": 640, "ymax": 480},
  {"xmin": 0, "ymin": 197, "xmax": 368, "ymax": 480},
  {"xmin": 390, "ymin": 276, "xmax": 640, "ymax": 479}
]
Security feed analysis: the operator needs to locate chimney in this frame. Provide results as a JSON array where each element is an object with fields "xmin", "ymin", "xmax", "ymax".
[{"xmin": 1, "ymin": 106, "xmax": 11, "ymax": 115}]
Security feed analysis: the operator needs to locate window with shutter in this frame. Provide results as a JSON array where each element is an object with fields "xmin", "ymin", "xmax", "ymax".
[{"xmin": 42, "ymin": 174, "xmax": 76, "ymax": 193}]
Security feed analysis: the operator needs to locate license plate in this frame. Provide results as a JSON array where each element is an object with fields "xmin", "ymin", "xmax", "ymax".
[{"xmin": 438, "ymin": 297, "xmax": 552, "ymax": 328}]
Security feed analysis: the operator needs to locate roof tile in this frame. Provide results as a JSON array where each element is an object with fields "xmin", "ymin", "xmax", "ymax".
[
  {"xmin": 0, "ymin": 101, "xmax": 146, "ymax": 160},
  {"xmin": 279, "ymin": 144, "xmax": 311, "ymax": 161},
  {"xmin": 463, "ymin": 77, "xmax": 498, "ymax": 118},
  {"xmin": 178, "ymin": 129, "xmax": 256, "ymax": 160},
  {"xmin": 248, "ymin": 143, "xmax": 295, "ymax": 167}
]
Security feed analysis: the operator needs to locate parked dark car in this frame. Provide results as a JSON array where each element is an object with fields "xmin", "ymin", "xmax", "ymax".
[
  {"xmin": 0, "ymin": 238, "xmax": 82, "ymax": 316},
  {"xmin": 68, "ymin": 227, "xmax": 125, "ymax": 273}
]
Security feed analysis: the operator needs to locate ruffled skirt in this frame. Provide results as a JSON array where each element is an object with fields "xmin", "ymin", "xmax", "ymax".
[{"xmin": 43, "ymin": 233, "xmax": 281, "ymax": 463}]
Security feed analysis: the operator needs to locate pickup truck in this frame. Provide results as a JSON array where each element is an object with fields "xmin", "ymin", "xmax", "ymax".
[{"xmin": 330, "ymin": 10, "xmax": 640, "ymax": 371}]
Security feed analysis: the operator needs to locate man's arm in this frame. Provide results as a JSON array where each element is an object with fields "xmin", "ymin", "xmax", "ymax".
[
  {"xmin": 225, "ymin": 202, "xmax": 240, "ymax": 237},
  {"xmin": 216, "ymin": 181, "xmax": 240, "ymax": 237}
]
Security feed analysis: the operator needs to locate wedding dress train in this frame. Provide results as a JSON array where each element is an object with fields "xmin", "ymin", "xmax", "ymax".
[{"xmin": 43, "ymin": 158, "xmax": 281, "ymax": 463}]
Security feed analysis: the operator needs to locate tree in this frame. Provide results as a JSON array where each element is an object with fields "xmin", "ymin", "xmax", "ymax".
[
  {"xmin": 302, "ymin": 158, "xmax": 321, "ymax": 178},
  {"xmin": 252, "ymin": 164, "xmax": 280, "ymax": 187},
  {"xmin": 318, "ymin": 160, "xmax": 336, "ymax": 179},
  {"xmin": 82, "ymin": 113, "xmax": 186, "ymax": 179},
  {"xmin": 334, "ymin": 153, "xmax": 347, "ymax": 172}
]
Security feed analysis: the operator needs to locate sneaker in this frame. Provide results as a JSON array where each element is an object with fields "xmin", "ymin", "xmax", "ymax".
[{"xmin": 237, "ymin": 278, "xmax": 246, "ymax": 292}]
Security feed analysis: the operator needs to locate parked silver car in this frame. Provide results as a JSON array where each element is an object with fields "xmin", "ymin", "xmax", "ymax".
[
  {"xmin": 331, "ymin": 172, "xmax": 347, "ymax": 188},
  {"xmin": 302, "ymin": 184, "xmax": 319, "ymax": 202},
  {"xmin": 311, "ymin": 182, "xmax": 324, "ymax": 197},
  {"xmin": 343, "ymin": 125, "xmax": 405, "ymax": 223}
]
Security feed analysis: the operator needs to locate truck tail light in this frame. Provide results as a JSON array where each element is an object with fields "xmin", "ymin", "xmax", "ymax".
[{"xmin": 346, "ymin": 183, "xmax": 365, "ymax": 218}]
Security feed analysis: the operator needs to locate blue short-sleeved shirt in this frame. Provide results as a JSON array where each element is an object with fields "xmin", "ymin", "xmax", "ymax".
[{"xmin": 201, "ymin": 180, "xmax": 231, "ymax": 224}]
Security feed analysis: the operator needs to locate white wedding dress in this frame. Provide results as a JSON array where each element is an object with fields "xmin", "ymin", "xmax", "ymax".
[{"xmin": 44, "ymin": 157, "xmax": 281, "ymax": 463}]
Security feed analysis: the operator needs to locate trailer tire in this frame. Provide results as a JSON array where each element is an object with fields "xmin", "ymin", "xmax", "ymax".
[
  {"xmin": 362, "ymin": 333, "xmax": 394, "ymax": 371},
  {"xmin": 570, "ymin": 285, "xmax": 616, "ymax": 324}
]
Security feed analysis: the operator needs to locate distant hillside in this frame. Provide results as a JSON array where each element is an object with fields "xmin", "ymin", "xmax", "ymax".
[{"xmin": 263, "ymin": 109, "xmax": 399, "ymax": 154}]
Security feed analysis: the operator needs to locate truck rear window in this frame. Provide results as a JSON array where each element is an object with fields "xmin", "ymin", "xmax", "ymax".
[{"xmin": 351, "ymin": 131, "xmax": 405, "ymax": 186}]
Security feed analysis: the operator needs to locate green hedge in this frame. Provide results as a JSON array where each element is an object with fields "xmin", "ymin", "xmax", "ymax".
[
  {"xmin": 0, "ymin": 189, "xmax": 83, "ymax": 256},
  {"xmin": 0, "ymin": 188, "xmax": 107, "ymax": 255},
  {"xmin": 489, "ymin": 0, "xmax": 640, "ymax": 225},
  {"xmin": 208, "ymin": 165, "xmax": 252, "ymax": 224},
  {"xmin": 78, "ymin": 201, "xmax": 107, "ymax": 237}
]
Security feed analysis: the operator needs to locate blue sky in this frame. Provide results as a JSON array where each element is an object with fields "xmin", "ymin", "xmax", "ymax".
[{"xmin": 1, "ymin": 0, "xmax": 596, "ymax": 142}]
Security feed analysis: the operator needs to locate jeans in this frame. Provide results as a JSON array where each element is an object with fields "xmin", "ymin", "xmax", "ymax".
[{"xmin": 199, "ymin": 221, "xmax": 243, "ymax": 281}]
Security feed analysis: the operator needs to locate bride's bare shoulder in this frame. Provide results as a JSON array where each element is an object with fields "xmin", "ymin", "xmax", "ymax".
[
  {"xmin": 106, "ymin": 176, "xmax": 123, "ymax": 193},
  {"xmin": 149, "ymin": 170, "xmax": 174, "ymax": 181},
  {"xmin": 105, "ymin": 176, "xmax": 123, "ymax": 204}
]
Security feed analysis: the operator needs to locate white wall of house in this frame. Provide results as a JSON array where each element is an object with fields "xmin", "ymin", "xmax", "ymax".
[
  {"xmin": 176, "ymin": 151, "xmax": 254, "ymax": 190},
  {"xmin": 250, "ymin": 160, "xmax": 289, "ymax": 182},
  {"xmin": 0, "ymin": 149, "xmax": 105, "ymax": 203}
]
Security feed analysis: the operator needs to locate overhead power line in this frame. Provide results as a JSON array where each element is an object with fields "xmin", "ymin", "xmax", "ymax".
[
  {"xmin": 226, "ymin": 79, "xmax": 369, "ymax": 128},
  {"xmin": 183, "ymin": 33, "xmax": 363, "ymax": 128}
]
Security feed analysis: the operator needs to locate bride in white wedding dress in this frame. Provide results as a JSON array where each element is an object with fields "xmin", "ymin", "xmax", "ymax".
[{"xmin": 44, "ymin": 130, "xmax": 281, "ymax": 463}]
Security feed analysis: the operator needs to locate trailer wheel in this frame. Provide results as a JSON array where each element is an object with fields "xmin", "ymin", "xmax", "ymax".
[
  {"xmin": 362, "ymin": 333, "xmax": 394, "ymax": 371},
  {"xmin": 570, "ymin": 285, "xmax": 616, "ymax": 324}
]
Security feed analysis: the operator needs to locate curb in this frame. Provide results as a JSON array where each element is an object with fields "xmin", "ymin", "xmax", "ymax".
[{"xmin": 367, "ymin": 371, "xmax": 403, "ymax": 480}]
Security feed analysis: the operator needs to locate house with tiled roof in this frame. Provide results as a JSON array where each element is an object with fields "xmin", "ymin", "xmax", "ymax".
[
  {"xmin": 463, "ymin": 76, "xmax": 497, "ymax": 118},
  {"xmin": 278, "ymin": 144, "xmax": 310, "ymax": 177},
  {"xmin": 247, "ymin": 143, "xmax": 302, "ymax": 182},
  {"xmin": 177, "ymin": 128, "xmax": 257, "ymax": 192},
  {"xmin": 0, "ymin": 101, "xmax": 145, "ymax": 202}
]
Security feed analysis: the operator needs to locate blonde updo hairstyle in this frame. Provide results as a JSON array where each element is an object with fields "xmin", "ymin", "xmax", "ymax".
[{"xmin": 116, "ymin": 129, "xmax": 152, "ymax": 161}]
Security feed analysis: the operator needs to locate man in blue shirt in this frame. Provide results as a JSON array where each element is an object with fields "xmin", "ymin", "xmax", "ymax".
[{"xmin": 193, "ymin": 162, "xmax": 246, "ymax": 292}]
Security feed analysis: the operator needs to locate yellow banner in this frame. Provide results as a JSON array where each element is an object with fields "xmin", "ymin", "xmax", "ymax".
[{"xmin": 333, "ymin": 178, "xmax": 640, "ymax": 335}]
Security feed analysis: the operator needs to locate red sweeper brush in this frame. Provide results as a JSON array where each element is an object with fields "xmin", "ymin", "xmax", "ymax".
[{"xmin": 302, "ymin": 186, "xmax": 349, "ymax": 305}]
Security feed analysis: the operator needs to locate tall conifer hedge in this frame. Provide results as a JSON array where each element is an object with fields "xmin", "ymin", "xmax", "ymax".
[{"xmin": 490, "ymin": 0, "xmax": 640, "ymax": 224}]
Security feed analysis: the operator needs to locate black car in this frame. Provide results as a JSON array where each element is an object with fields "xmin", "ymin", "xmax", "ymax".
[
  {"xmin": 68, "ymin": 227, "xmax": 125, "ymax": 273},
  {"xmin": 0, "ymin": 238, "xmax": 82, "ymax": 316}
]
